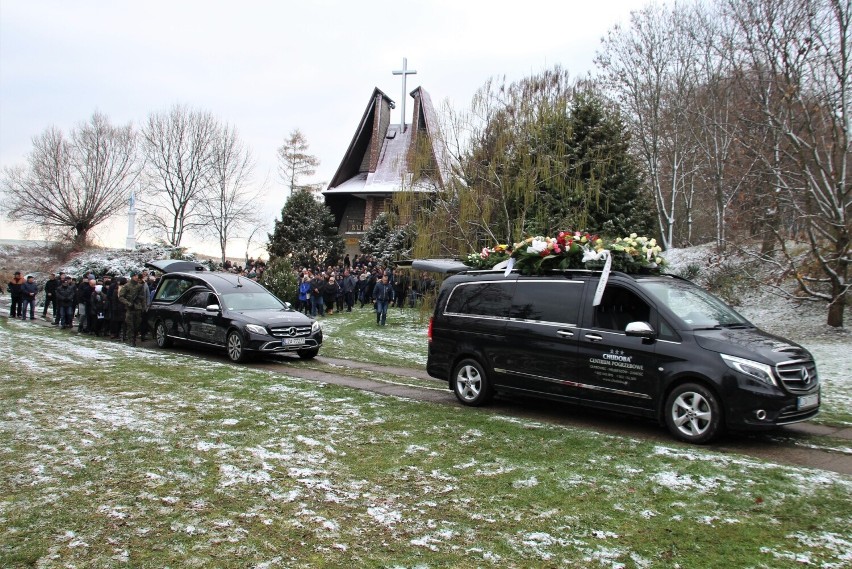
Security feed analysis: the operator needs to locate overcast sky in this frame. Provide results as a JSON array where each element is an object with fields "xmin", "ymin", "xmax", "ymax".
[{"xmin": 0, "ymin": 0, "xmax": 648, "ymax": 258}]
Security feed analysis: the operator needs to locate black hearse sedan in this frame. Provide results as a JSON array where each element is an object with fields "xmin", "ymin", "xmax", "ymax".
[{"xmin": 146, "ymin": 270, "xmax": 322, "ymax": 362}]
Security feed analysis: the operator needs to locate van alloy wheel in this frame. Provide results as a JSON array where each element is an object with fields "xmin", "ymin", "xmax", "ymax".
[
  {"xmin": 452, "ymin": 359, "xmax": 493, "ymax": 406},
  {"xmin": 665, "ymin": 383, "xmax": 722, "ymax": 444}
]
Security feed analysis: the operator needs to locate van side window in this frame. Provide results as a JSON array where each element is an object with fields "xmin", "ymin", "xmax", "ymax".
[
  {"xmin": 510, "ymin": 281, "xmax": 582, "ymax": 324},
  {"xmin": 594, "ymin": 286, "xmax": 651, "ymax": 331},
  {"xmin": 445, "ymin": 282, "xmax": 514, "ymax": 317}
]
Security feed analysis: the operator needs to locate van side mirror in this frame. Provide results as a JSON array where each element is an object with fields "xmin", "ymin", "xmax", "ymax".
[
  {"xmin": 625, "ymin": 321, "xmax": 656, "ymax": 339},
  {"xmin": 206, "ymin": 304, "xmax": 220, "ymax": 312}
]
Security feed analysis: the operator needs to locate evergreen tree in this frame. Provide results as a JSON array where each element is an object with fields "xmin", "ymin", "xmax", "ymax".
[
  {"xmin": 360, "ymin": 212, "xmax": 390, "ymax": 257},
  {"xmin": 259, "ymin": 257, "xmax": 299, "ymax": 305},
  {"xmin": 531, "ymin": 92, "xmax": 656, "ymax": 238},
  {"xmin": 360, "ymin": 212, "xmax": 417, "ymax": 263},
  {"xmin": 267, "ymin": 188, "xmax": 344, "ymax": 269}
]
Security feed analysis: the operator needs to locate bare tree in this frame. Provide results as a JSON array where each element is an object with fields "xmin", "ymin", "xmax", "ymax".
[
  {"xmin": 140, "ymin": 104, "xmax": 219, "ymax": 247},
  {"xmin": 200, "ymin": 123, "xmax": 260, "ymax": 264},
  {"xmin": 1, "ymin": 113, "xmax": 139, "ymax": 247},
  {"xmin": 685, "ymin": 3, "xmax": 758, "ymax": 251},
  {"xmin": 724, "ymin": 0, "xmax": 850, "ymax": 327},
  {"xmin": 596, "ymin": 3, "xmax": 700, "ymax": 249},
  {"xmin": 277, "ymin": 129, "xmax": 321, "ymax": 196}
]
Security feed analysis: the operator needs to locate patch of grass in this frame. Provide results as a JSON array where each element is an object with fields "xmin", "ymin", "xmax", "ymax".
[
  {"xmin": 315, "ymin": 304, "xmax": 429, "ymax": 368},
  {"xmin": 2, "ymin": 318, "xmax": 851, "ymax": 568}
]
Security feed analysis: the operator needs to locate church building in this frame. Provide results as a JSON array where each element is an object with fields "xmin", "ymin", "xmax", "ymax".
[{"xmin": 323, "ymin": 60, "xmax": 450, "ymax": 256}]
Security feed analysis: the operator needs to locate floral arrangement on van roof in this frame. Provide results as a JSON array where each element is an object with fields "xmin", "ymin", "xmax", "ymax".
[{"xmin": 465, "ymin": 231, "xmax": 666, "ymax": 275}]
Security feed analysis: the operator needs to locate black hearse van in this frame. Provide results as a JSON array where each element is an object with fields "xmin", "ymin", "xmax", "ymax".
[{"xmin": 424, "ymin": 265, "xmax": 820, "ymax": 443}]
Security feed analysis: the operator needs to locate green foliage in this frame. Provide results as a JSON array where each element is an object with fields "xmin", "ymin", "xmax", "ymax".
[
  {"xmin": 267, "ymin": 188, "xmax": 344, "ymax": 269},
  {"xmin": 360, "ymin": 212, "xmax": 390, "ymax": 255},
  {"xmin": 533, "ymin": 92, "xmax": 656, "ymax": 238},
  {"xmin": 360, "ymin": 212, "xmax": 417, "ymax": 263},
  {"xmin": 410, "ymin": 68, "xmax": 658, "ymax": 261},
  {"xmin": 677, "ymin": 263, "xmax": 702, "ymax": 282},
  {"xmin": 259, "ymin": 257, "xmax": 299, "ymax": 305}
]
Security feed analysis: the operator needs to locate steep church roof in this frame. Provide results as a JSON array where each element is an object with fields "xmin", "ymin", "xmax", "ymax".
[{"xmin": 324, "ymin": 86, "xmax": 449, "ymax": 197}]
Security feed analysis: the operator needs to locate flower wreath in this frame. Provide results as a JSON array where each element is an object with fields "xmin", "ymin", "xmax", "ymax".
[{"xmin": 465, "ymin": 231, "xmax": 666, "ymax": 275}]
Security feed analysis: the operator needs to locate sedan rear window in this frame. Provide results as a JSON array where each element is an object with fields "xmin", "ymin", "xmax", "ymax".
[{"xmin": 155, "ymin": 277, "xmax": 197, "ymax": 302}]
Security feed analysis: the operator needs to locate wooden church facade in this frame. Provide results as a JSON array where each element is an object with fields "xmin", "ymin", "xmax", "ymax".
[{"xmin": 323, "ymin": 85, "xmax": 449, "ymax": 256}]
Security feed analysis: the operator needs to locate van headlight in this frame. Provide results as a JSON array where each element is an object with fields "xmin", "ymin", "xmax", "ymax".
[
  {"xmin": 720, "ymin": 354, "xmax": 777, "ymax": 386},
  {"xmin": 245, "ymin": 324, "xmax": 267, "ymax": 335},
  {"xmin": 311, "ymin": 321, "xmax": 322, "ymax": 334}
]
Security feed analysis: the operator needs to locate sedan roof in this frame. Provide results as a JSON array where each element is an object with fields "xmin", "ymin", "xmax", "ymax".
[{"xmin": 146, "ymin": 259, "xmax": 208, "ymax": 274}]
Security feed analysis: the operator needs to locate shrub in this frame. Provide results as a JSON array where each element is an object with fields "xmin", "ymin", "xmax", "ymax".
[{"xmin": 260, "ymin": 257, "xmax": 299, "ymax": 305}]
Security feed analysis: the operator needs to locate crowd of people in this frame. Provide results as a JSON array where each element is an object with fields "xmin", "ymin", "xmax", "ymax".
[
  {"xmin": 293, "ymin": 254, "xmax": 436, "ymax": 326},
  {"xmin": 5, "ymin": 269, "xmax": 160, "ymax": 346},
  {"xmin": 4, "ymin": 253, "xmax": 438, "ymax": 338}
]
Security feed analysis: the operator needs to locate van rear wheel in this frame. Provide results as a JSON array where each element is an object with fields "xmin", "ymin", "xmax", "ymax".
[
  {"xmin": 664, "ymin": 383, "xmax": 722, "ymax": 444},
  {"xmin": 452, "ymin": 359, "xmax": 493, "ymax": 406}
]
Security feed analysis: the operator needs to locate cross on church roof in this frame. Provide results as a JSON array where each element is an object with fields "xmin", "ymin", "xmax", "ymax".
[{"xmin": 392, "ymin": 57, "xmax": 417, "ymax": 133}]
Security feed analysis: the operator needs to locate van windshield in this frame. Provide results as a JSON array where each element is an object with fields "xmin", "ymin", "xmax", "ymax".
[{"xmin": 637, "ymin": 279, "xmax": 752, "ymax": 329}]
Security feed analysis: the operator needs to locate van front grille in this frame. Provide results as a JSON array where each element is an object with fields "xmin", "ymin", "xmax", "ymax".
[{"xmin": 775, "ymin": 360, "xmax": 819, "ymax": 394}]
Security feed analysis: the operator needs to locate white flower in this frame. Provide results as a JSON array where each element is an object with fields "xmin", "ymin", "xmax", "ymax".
[{"xmin": 527, "ymin": 238, "xmax": 548, "ymax": 254}]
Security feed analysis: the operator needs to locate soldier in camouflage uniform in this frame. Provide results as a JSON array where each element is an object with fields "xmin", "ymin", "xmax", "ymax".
[{"xmin": 118, "ymin": 272, "xmax": 145, "ymax": 347}]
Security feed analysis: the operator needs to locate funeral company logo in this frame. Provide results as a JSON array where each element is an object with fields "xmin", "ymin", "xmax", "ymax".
[{"xmin": 603, "ymin": 349, "xmax": 632, "ymax": 363}]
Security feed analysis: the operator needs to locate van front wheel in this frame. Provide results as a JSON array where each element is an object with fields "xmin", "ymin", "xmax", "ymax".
[
  {"xmin": 452, "ymin": 359, "xmax": 493, "ymax": 406},
  {"xmin": 664, "ymin": 383, "xmax": 722, "ymax": 444}
]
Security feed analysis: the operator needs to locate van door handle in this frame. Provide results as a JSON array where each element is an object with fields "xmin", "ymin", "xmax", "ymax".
[
  {"xmin": 557, "ymin": 330, "xmax": 574, "ymax": 338},
  {"xmin": 585, "ymin": 333, "xmax": 603, "ymax": 342}
]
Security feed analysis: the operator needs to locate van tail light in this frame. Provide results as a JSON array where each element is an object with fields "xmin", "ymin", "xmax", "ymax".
[{"xmin": 427, "ymin": 317, "xmax": 434, "ymax": 343}]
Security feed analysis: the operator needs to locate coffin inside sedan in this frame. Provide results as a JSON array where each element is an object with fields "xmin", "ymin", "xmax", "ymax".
[{"xmin": 147, "ymin": 271, "xmax": 322, "ymax": 362}]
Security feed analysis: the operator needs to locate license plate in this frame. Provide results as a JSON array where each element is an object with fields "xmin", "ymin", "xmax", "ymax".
[
  {"xmin": 798, "ymin": 393, "xmax": 819, "ymax": 410},
  {"xmin": 282, "ymin": 338, "xmax": 305, "ymax": 346}
]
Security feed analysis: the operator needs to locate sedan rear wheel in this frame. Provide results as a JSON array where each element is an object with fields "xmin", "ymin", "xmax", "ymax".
[
  {"xmin": 155, "ymin": 320, "xmax": 173, "ymax": 348},
  {"xmin": 226, "ymin": 330, "xmax": 248, "ymax": 363}
]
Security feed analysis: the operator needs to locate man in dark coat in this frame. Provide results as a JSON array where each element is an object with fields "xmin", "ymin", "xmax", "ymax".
[
  {"xmin": 372, "ymin": 274, "xmax": 395, "ymax": 326},
  {"xmin": 43, "ymin": 272, "xmax": 59, "ymax": 322},
  {"xmin": 310, "ymin": 273, "xmax": 326, "ymax": 317},
  {"xmin": 21, "ymin": 275, "xmax": 38, "ymax": 320},
  {"xmin": 56, "ymin": 277, "xmax": 76, "ymax": 328},
  {"xmin": 76, "ymin": 277, "xmax": 93, "ymax": 333},
  {"xmin": 342, "ymin": 269, "xmax": 357, "ymax": 312},
  {"xmin": 7, "ymin": 271, "xmax": 24, "ymax": 318}
]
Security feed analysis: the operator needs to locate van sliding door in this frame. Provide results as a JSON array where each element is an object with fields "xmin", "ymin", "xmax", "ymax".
[{"xmin": 500, "ymin": 280, "xmax": 585, "ymax": 398}]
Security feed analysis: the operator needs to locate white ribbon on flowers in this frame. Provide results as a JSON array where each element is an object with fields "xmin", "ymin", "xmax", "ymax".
[
  {"xmin": 499, "ymin": 257, "xmax": 515, "ymax": 276},
  {"xmin": 582, "ymin": 247, "xmax": 612, "ymax": 306}
]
